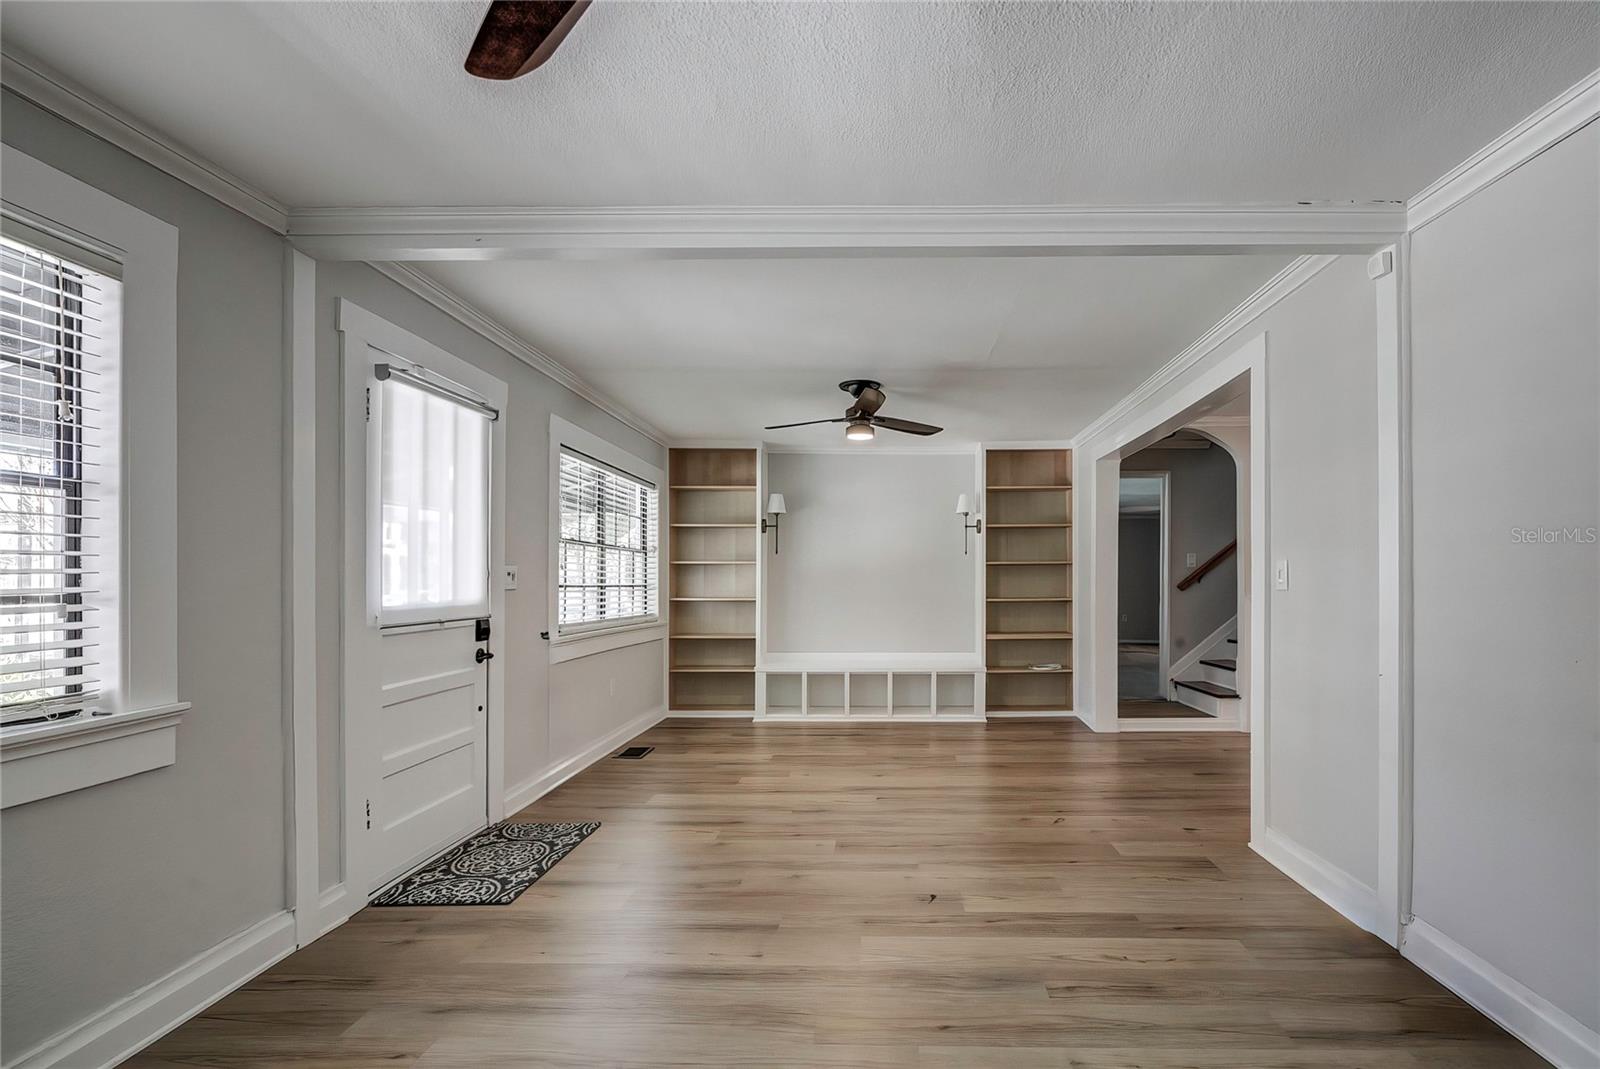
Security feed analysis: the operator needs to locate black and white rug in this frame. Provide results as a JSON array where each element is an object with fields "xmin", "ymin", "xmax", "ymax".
[{"xmin": 371, "ymin": 821, "xmax": 600, "ymax": 907}]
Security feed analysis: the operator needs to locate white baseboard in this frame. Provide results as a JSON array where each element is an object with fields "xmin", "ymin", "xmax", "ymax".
[
  {"xmin": 664, "ymin": 709, "xmax": 753, "ymax": 719},
  {"xmin": 1251, "ymin": 826, "xmax": 1381, "ymax": 937},
  {"xmin": 1119, "ymin": 716, "xmax": 1241, "ymax": 732},
  {"xmin": 503, "ymin": 706, "xmax": 665, "ymax": 816},
  {"xmin": 1402, "ymin": 918, "xmax": 1600, "ymax": 1069},
  {"xmin": 8, "ymin": 910, "xmax": 296, "ymax": 1069},
  {"xmin": 315, "ymin": 882, "xmax": 354, "ymax": 938}
]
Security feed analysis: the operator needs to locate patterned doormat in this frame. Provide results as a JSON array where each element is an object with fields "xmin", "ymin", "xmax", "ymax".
[{"xmin": 371, "ymin": 821, "xmax": 601, "ymax": 906}]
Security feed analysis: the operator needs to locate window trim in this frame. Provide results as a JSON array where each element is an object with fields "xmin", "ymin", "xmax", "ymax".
[
  {"xmin": 0, "ymin": 146, "xmax": 185, "ymax": 805},
  {"xmin": 547, "ymin": 415, "xmax": 665, "ymax": 663}
]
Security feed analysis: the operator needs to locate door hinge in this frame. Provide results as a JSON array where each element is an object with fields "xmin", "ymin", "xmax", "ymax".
[
  {"xmin": 365, "ymin": 799, "xmax": 372, "ymax": 830},
  {"xmin": 364, "ymin": 386, "xmax": 371, "ymax": 423}
]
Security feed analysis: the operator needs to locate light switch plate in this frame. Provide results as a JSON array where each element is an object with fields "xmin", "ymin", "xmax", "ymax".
[
  {"xmin": 1186, "ymin": 552, "xmax": 1197, "ymax": 568},
  {"xmin": 503, "ymin": 564, "xmax": 519, "ymax": 591},
  {"xmin": 1274, "ymin": 559, "xmax": 1289, "ymax": 591}
]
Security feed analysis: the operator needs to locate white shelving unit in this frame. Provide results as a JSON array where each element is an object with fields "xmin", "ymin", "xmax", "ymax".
[{"xmin": 756, "ymin": 655, "xmax": 984, "ymax": 721}]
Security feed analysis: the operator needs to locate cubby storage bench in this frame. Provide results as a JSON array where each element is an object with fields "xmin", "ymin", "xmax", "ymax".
[{"xmin": 757, "ymin": 655, "xmax": 984, "ymax": 720}]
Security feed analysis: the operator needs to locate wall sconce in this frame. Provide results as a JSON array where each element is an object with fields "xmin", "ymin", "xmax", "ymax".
[
  {"xmin": 955, "ymin": 494, "xmax": 982, "ymax": 555},
  {"xmin": 761, "ymin": 493, "xmax": 787, "ymax": 554}
]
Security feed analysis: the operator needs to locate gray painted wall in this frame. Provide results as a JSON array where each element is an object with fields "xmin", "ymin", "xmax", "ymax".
[
  {"xmin": 1125, "ymin": 441, "xmax": 1239, "ymax": 659},
  {"xmin": 0, "ymin": 91, "xmax": 289, "ymax": 1061},
  {"xmin": 312, "ymin": 261, "xmax": 667, "ymax": 891},
  {"xmin": 1118, "ymin": 516, "xmax": 1161, "ymax": 641},
  {"xmin": 766, "ymin": 451, "xmax": 977, "ymax": 654},
  {"xmin": 1410, "ymin": 122, "xmax": 1598, "ymax": 1031}
]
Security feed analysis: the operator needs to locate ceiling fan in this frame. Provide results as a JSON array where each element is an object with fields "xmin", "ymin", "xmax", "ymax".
[
  {"xmin": 465, "ymin": 1, "xmax": 591, "ymax": 80},
  {"xmin": 765, "ymin": 380, "xmax": 944, "ymax": 442}
]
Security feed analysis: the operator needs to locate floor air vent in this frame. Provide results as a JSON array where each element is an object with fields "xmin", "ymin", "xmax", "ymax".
[{"xmin": 615, "ymin": 746, "xmax": 654, "ymax": 760}]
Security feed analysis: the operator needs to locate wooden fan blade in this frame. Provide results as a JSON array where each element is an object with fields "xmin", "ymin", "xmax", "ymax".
[
  {"xmin": 871, "ymin": 416, "xmax": 944, "ymax": 436},
  {"xmin": 852, "ymin": 386, "xmax": 886, "ymax": 416},
  {"xmin": 465, "ymin": 0, "xmax": 591, "ymax": 80},
  {"xmin": 764, "ymin": 418, "xmax": 848, "ymax": 430}
]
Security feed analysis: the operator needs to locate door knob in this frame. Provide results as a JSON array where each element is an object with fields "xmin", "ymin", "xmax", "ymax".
[{"xmin": 475, "ymin": 648, "xmax": 495, "ymax": 664}]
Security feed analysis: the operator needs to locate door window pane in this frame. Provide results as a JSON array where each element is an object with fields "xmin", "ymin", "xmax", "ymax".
[{"xmin": 377, "ymin": 376, "xmax": 489, "ymax": 622}]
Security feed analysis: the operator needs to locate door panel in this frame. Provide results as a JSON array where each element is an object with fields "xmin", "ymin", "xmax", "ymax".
[{"xmin": 342, "ymin": 321, "xmax": 501, "ymax": 898}]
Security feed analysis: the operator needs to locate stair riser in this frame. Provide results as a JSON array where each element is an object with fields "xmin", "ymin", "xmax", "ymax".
[
  {"xmin": 1173, "ymin": 687, "xmax": 1229, "ymax": 717},
  {"xmin": 1198, "ymin": 663, "xmax": 1236, "ymax": 687}
]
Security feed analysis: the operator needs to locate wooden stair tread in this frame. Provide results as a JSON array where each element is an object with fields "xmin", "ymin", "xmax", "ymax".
[
  {"xmin": 1200, "ymin": 658, "xmax": 1237, "ymax": 671},
  {"xmin": 1173, "ymin": 679, "xmax": 1240, "ymax": 699}
]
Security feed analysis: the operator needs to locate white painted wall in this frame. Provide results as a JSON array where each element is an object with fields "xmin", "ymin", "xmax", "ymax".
[
  {"xmin": 0, "ymin": 90, "xmax": 289, "ymax": 1063},
  {"xmin": 1079, "ymin": 256, "xmax": 1380, "ymax": 892},
  {"xmin": 765, "ymin": 451, "xmax": 977, "ymax": 654},
  {"xmin": 312, "ymin": 262, "xmax": 668, "ymax": 889},
  {"xmin": 1409, "ymin": 120, "xmax": 1599, "ymax": 1034}
]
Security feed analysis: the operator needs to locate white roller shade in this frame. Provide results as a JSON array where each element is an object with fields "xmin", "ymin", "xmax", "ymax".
[
  {"xmin": 0, "ymin": 234, "xmax": 113, "ymax": 724},
  {"xmin": 557, "ymin": 449, "xmax": 658, "ymax": 631}
]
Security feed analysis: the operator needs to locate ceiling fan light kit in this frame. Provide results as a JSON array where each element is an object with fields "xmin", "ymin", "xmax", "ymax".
[{"xmin": 845, "ymin": 420, "xmax": 875, "ymax": 442}]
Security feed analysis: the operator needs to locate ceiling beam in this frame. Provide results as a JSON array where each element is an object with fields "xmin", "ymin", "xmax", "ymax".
[{"xmin": 286, "ymin": 204, "xmax": 1405, "ymax": 261}]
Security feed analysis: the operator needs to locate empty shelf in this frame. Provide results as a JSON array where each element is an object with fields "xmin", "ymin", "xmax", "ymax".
[
  {"xmin": 987, "ymin": 632, "xmax": 1072, "ymax": 640},
  {"xmin": 986, "ymin": 560, "xmax": 1071, "ymax": 566},
  {"xmin": 986, "ymin": 596, "xmax": 1071, "ymax": 602},
  {"xmin": 670, "ymin": 666, "xmax": 756, "ymax": 673}
]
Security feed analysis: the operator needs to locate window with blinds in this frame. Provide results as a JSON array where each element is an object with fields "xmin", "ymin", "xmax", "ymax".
[
  {"xmin": 557, "ymin": 449, "xmax": 659, "ymax": 632},
  {"xmin": 1, "ymin": 234, "xmax": 114, "ymax": 726}
]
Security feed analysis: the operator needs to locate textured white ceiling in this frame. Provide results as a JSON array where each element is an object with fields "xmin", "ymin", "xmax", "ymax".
[
  {"xmin": 416, "ymin": 253, "xmax": 1292, "ymax": 444},
  {"xmin": 2, "ymin": 1, "xmax": 1594, "ymax": 208}
]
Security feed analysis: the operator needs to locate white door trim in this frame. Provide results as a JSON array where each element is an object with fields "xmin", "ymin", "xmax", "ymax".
[{"xmin": 338, "ymin": 299, "xmax": 509, "ymax": 902}]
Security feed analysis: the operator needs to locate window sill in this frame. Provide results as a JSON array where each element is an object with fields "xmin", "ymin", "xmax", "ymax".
[
  {"xmin": 0, "ymin": 702, "xmax": 189, "ymax": 809},
  {"xmin": 550, "ymin": 622, "xmax": 668, "ymax": 664}
]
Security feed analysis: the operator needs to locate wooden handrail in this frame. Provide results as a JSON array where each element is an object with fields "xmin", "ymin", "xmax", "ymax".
[{"xmin": 1176, "ymin": 540, "xmax": 1236, "ymax": 591}]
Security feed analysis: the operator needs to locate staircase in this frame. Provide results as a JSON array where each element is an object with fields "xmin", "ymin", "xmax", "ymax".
[{"xmin": 1172, "ymin": 636, "xmax": 1240, "ymax": 716}]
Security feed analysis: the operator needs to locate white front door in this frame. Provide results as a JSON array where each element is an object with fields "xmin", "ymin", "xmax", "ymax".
[{"xmin": 341, "ymin": 303, "xmax": 508, "ymax": 897}]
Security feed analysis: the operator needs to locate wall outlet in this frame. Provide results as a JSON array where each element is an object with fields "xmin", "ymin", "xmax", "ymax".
[
  {"xmin": 1120, "ymin": 613, "xmax": 1128, "ymax": 622},
  {"xmin": 1274, "ymin": 559, "xmax": 1289, "ymax": 591},
  {"xmin": 502, "ymin": 564, "xmax": 519, "ymax": 591},
  {"xmin": 1185, "ymin": 552, "xmax": 1197, "ymax": 568}
]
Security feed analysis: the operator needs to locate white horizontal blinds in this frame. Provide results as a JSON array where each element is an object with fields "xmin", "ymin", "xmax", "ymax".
[
  {"xmin": 0, "ymin": 234, "xmax": 111, "ymax": 721},
  {"xmin": 558, "ymin": 449, "xmax": 658, "ymax": 630}
]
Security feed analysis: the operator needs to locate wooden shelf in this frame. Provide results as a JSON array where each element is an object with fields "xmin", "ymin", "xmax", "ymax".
[
  {"xmin": 986, "ymin": 666, "xmax": 1073, "ymax": 674},
  {"xmin": 987, "ymin": 632, "xmax": 1072, "ymax": 640},
  {"xmin": 987, "ymin": 523, "xmax": 1071, "ymax": 528},
  {"xmin": 987, "ymin": 596, "xmax": 1070, "ymax": 602},
  {"xmin": 670, "ymin": 449, "xmax": 760, "ymax": 714},
  {"xmin": 987, "ymin": 485, "xmax": 1072, "ymax": 491},
  {"xmin": 986, "ymin": 560, "xmax": 1071, "ymax": 566},
  {"xmin": 986, "ymin": 704, "xmax": 1072, "ymax": 713}
]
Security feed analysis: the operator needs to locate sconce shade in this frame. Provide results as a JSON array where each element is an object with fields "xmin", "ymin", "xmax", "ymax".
[
  {"xmin": 767, "ymin": 493, "xmax": 787, "ymax": 515},
  {"xmin": 955, "ymin": 494, "xmax": 972, "ymax": 516}
]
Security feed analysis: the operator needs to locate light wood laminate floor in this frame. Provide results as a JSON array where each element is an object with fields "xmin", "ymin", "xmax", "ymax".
[{"xmin": 127, "ymin": 720, "xmax": 1545, "ymax": 1068}]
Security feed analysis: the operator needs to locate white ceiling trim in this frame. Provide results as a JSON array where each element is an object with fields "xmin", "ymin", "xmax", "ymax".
[
  {"xmin": 1407, "ymin": 67, "xmax": 1599, "ymax": 232},
  {"xmin": 367, "ymin": 262, "xmax": 668, "ymax": 446},
  {"xmin": 0, "ymin": 47, "xmax": 290, "ymax": 234},
  {"xmin": 1072, "ymin": 254, "xmax": 1338, "ymax": 450},
  {"xmin": 286, "ymin": 204, "xmax": 1404, "ymax": 261}
]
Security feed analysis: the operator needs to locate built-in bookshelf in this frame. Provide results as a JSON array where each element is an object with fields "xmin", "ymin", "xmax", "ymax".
[
  {"xmin": 984, "ymin": 449, "xmax": 1073, "ymax": 713},
  {"xmin": 668, "ymin": 448, "xmax": 758, "ymax": 712}
]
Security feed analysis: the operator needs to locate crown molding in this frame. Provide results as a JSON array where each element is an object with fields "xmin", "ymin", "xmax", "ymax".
[
  {"xmin": 286, "ymin": 203, "xmax": 1405, "ymax": 261},
  {"xmin": 1407, "ymin": 68, "xmax": 1599, "ymax": 232},
  {"xmin": 0, "ymin": 48, "xmax": 290, "ymax": 234},
  {"xmin": 1072, "ymin": 254, "xmax": 1338, "ymax": 450},
  {"xmin": 365, "ymin": 262, "xmax": 667, "ymax": 446}
]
